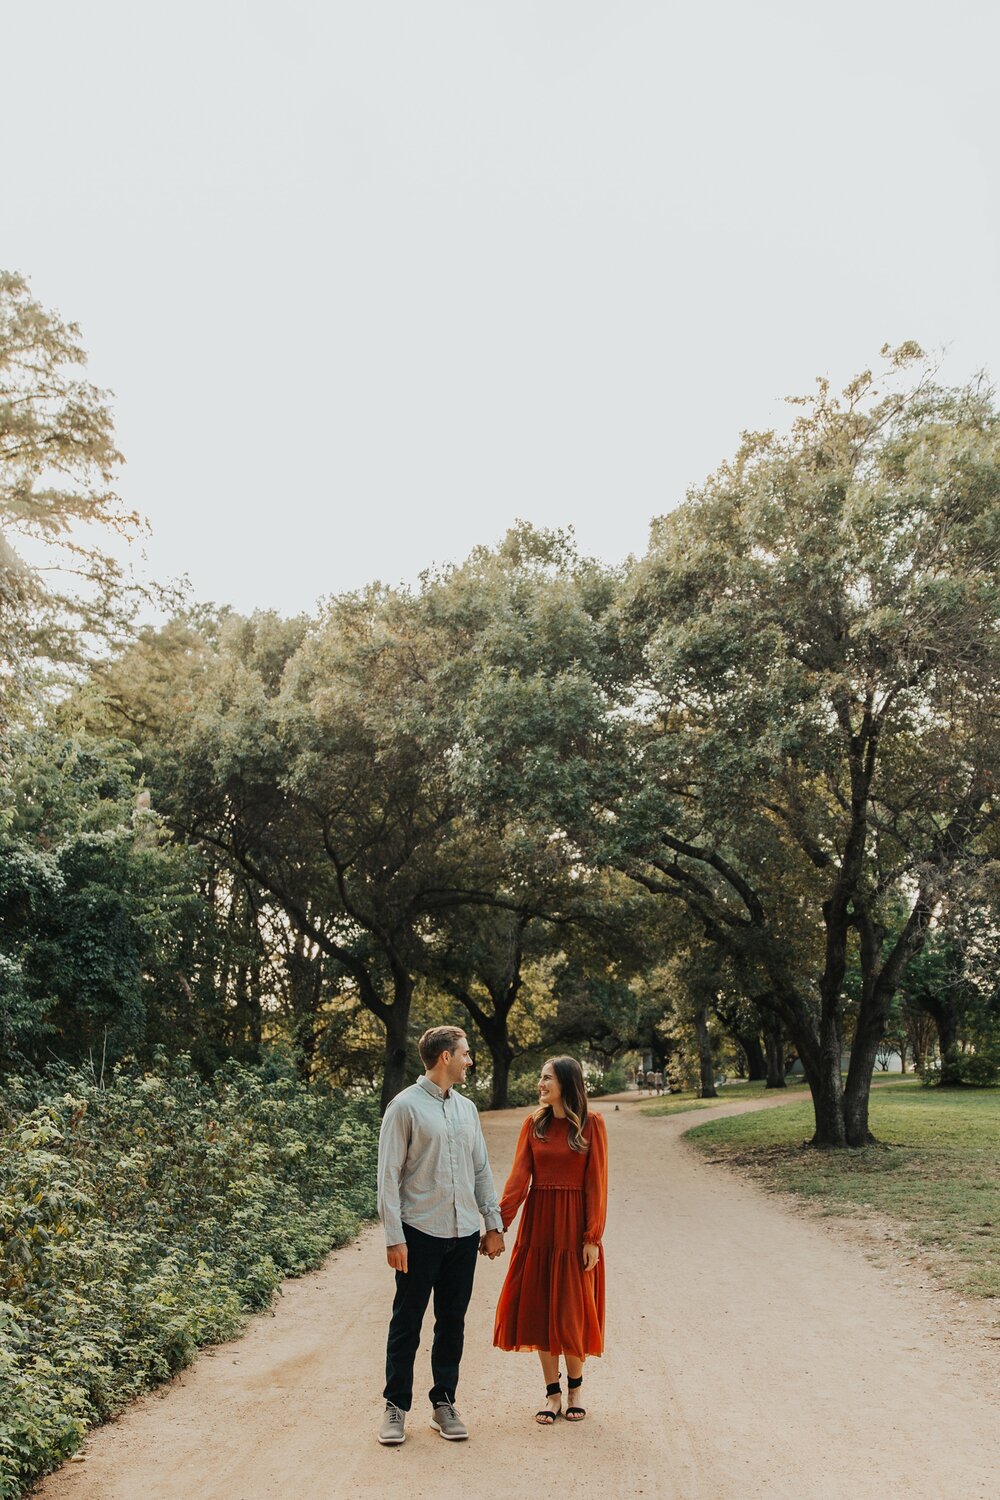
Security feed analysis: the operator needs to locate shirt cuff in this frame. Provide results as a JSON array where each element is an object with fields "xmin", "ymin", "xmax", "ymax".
[
  {"xmin": 383, "ymin": 1219, "xmax": 405, "ymax": 1247},
  {"xmin": 483, "ymin": 1211, "xmax": 504, "ymax": 1233}
]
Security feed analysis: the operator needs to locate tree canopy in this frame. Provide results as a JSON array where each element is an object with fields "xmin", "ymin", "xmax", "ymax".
[
  {"xmin": 3, "ymin": 304, "xmax": 999, "ymax": 1139},
  {"xmin": 0, "ymin": 272, "xmax": 149, "ymax": 726}
]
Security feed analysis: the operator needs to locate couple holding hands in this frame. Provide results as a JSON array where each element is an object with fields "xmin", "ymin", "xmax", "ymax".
[{"xmin": 376, "ymin": 1026, "xmax": 608, "ymax": 1444}]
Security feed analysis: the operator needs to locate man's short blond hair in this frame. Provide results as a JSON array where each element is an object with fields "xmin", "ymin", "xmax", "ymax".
[{"xmin": 418, "ymin": 1025, "xmax": 467, "ymax": 1068}]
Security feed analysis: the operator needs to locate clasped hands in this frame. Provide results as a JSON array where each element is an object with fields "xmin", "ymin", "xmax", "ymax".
[
  {"xmin": 386, "ymin": 1230, "xmax": 506, "ymax": 1272},
  {"xmin": 389, "ymin": 1234, "xmax": 597, "ymax": 1271}
]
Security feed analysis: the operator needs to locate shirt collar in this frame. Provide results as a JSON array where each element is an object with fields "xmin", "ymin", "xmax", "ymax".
[{"xmin": 418, "ymin": 1075, "xmax": 452, "ymax": 1101}]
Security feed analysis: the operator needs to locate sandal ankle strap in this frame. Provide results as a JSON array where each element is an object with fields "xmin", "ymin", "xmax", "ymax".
[
  {"xmin": 567, "ymin": 1375, "xmax": 583, "ymax": 1389},
  {"xmin": 545, "ymin": 1381, "xmax": 562, "ymax": 1396}
]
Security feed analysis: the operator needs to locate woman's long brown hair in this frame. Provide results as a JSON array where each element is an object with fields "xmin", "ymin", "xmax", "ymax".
[{"xmin": 532, "ymin": 1055, "xmax": 590, "ymax": 1153}]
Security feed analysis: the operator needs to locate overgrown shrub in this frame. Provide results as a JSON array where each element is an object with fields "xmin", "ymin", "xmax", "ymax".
[
  {"xmin": 933, "ymin": 1045, "xmax": 1000, "ymax": 1088},
  {"xmin": 0, "ymin": 1059, "xmax": 378, "ymax": 1498},
  {"xmin": 587, "ymin": 1063, "xmax": 629, "ymax": 1097}
]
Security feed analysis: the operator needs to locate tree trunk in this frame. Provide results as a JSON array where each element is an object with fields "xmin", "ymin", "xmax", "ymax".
[
  {"xmin": 762, "ymin": 1012, "xmax": 787, "ymax": 1089},
  {"xmin": 463, "ymin": 1005, "xmax": 517, "ymax": 1110},
  {"xmin": 487, "ymin": 1042, "xmax": 514, "ymax": 1111},
  {"xmin": 797, "ymin": 1015, "xmax": 848, "ymax": 1147},
  {"xmin": 764, "ymin": 1032, "xmax": 787, "ymax": 1088},
  {"xmin": 379, "ymin": 978, "xmax": 413, "ymax": 1113},
  {"xmin": 443, "ymin": 957, "xmax": 524, "ymax": 1112},
  {"xmin": 933, "ymin": 1008, "xmax": 959, "ymax": 1062},
  {"xmin": 744, "ymin": 987, "xmax": 850, "ymax": 1144},
  {"xmin": 694, "ymin": 1006, "xmax": 717, "ymax": 1099},
  {"xmin": 808, "ymin": 1063, "xmax": 847, "ymax": 1146},
  {"xmin": 736, "ymin": 1030, "xmax": 767, "ymax": 1081},
  {"xmin": 288, "ymin": 943, "xmax": 321, "ymax": 1082},
  {"xmin": 844, "ymin": 1018, "xmax": 883, "ymax": 1146}
]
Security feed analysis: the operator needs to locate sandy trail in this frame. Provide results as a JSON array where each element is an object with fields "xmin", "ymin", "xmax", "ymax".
[{"xmin": 36, "ymin": 1091, "xmax": 1000, "ymax": 1500}]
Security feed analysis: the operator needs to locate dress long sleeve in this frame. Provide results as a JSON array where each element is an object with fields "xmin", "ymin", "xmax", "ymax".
[
  {"xmin": 582, "ymin": 1112, "xmax": 608, "ymax": 1245},
  {"xmin": 498, "ymin": 1116, "xmax": 534, "ymax": 1231}
]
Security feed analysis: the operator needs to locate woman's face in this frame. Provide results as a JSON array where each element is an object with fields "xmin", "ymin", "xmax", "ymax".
[{"xmin": 538, "ymin": 1062, "xmax": 562, "ymax": 1107}]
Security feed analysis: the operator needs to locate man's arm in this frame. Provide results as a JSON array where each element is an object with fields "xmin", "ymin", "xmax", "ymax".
[
  {"xmin": 470, "ymin": 1110, "xmax": 504, "ymax": 1256},
  {"xmin": 377, "ymin": 1099, "xmax": 410, "ymax": 1270}
]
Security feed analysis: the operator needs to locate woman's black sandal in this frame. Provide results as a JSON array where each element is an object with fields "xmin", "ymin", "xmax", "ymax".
[
  {"xmin": 535, "ymin": 1380, "xmax": 562, "ymax": 1424},
  {"xmin": 565, "ymin": 1375, "xmax": 586, "ymax": 1421}
]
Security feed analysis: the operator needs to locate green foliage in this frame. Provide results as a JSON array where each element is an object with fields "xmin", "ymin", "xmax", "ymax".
[
  {"xmin": 449, "ymin": 352, "xmax": 1000, "ymax": 1144},
  {"xmin": 0, "ymin": 270, "xmax": 153, "ymax": 722},
  {"xmin": 0, "ymin": 730, "xmax": 202, "ymax": 1071},
  {"xmin": 0, "ymin": 1060, "xmax": 378, "ymax": 1497},
  {"xmin": 935, "ymin": 1045, "xmax": 1000, "ymax": 1088},
  {"xmin": 587, "ymin": 1062, "xmax": 629, "ymax": 1096}
]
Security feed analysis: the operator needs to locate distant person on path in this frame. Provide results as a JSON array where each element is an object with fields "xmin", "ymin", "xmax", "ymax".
[
  {"xmin": 654, "ymin": 1070, "xmax": 664, "ymax": 1096},
  {"xmin": 492, "ymin": 1055, "xmax": 608, "ymax": 1425},
  {"xmin": 376, "ymin": 1026, "xmax": 506, "ymax": 1446}
]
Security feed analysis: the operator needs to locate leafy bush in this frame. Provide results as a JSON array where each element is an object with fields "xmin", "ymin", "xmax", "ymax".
[
  {"xmin": 587, "ymin": 1063, "xmax": 629, "ymax": 1097},
  {"xmin": 934, "ymin": 1045, "xmax": 1000, "ymax": 1088},
  {"xmin": 0, "ymin": 1059, "xmax": 378, "ymax": 1498}
]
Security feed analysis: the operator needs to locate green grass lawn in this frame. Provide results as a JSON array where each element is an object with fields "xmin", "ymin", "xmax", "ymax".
[
  {"xmin": 641, "ymin": 1078, "xmax": 810, "ymax": 1118},
  {"xmin": 686, "ymin": 1081, "xmax": 1000, "ymax": 1303}
]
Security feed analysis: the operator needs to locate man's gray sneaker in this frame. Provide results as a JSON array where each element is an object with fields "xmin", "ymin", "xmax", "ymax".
[
  {"xmin": 430, "ymin": 1402, "xmax": 468, "ymax": 1441},
  {"xmin": 378, "ymin": 1403, "xmax": 406, "ymax": 1445}
]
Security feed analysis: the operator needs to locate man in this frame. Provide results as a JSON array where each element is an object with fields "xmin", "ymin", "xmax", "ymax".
[{"xmin": 376, "ymin": 1025, "xmax": 505, "ymax": 1446}]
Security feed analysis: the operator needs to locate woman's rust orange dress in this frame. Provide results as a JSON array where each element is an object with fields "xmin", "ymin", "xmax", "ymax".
[{"xmin": 493, "ymin": 1110, "xmax": 607, "ymax": 1357}]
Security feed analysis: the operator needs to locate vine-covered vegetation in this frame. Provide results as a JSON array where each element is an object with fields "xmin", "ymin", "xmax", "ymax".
[{"xmin": 0, "ymin": 1062, "xmax": 377, "ymax": 1497}]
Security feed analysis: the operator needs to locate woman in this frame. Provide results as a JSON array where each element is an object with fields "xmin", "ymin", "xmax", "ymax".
[{"xmin": 493, "ymin": 1055, "xmax": 608, "ymax": 1424}]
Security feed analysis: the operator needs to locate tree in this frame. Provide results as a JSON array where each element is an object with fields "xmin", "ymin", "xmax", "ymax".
[
  {"xmin": 87, "ymin": 590, "xmax": 548, "ymax": 1108},
  {"xmin": 427, "ymin": 904, "xmax": 536, "ymax": 1110},
  {"xmin": 610, "ymin": 346, "xmax": 1000, "ymax": 1143},
  {"xmin": 0, "ymin": 271, "xmax": 148, "ymax": 726},
  {"xmin": 0, "ymin": 729, "xmax": 197, "ymax": 1071},
  {"xmin": 453, "ymin": 352, "xmax": 1000, "ymax": 1145},
  {"xmin": 901, "ymin": 896, "xmax": 1000, "ymax": 1083}
]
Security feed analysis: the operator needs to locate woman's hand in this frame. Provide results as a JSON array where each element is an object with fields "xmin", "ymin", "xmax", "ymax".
[{"xmin": 582, "ymin": 1242, "xmax": 600, "ymax": 1272}]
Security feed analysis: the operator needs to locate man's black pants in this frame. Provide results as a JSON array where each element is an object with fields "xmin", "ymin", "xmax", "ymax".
[{"xmin": 383, "ymin": 1224, "xmax": 480, "ymax": 1411}]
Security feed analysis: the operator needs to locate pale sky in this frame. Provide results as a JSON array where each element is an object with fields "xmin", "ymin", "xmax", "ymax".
[{"xmin": 4, "ymin": 1, "xmax": 999, "ymax": 617}]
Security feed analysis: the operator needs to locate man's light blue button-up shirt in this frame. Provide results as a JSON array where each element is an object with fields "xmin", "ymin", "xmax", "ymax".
[{"xmin": 377, "ymin": 1076, "xmax": 503, "ymax": 1246}]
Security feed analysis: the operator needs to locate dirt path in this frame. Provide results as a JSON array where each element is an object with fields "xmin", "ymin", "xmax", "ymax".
[{"xmin": 37, "ymin": 1091, "xmax": 1000, "ymax": 1500}]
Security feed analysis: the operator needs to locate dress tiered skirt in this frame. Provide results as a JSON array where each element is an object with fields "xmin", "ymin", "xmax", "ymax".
[{"xmin": 493, "ymin": 1183, "xmax": 605, "ymax": 1356}]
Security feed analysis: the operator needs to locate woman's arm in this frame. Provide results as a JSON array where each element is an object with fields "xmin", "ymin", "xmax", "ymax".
[
  {"xmin": 582, "ymin": 1112, "xmax": 608, "ymax": 1245},
  {"xmin": 498, "ymin": 1115, "xmax": 534, "ymax": 1230}
]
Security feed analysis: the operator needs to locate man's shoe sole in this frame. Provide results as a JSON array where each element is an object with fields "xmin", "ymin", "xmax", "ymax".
[
  {"xmin": 430, "ymin": 1418, "xmax": 468, "ymax": 1441},
  {"xmin": 378, "ymin": 1432, "xmax": 406, "ymax": 1445}
]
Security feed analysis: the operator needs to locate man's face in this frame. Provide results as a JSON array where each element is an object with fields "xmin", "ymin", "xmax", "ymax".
[{"xmin": 443, "ymin": 1035, "xmax": 473, "ymax": 1088}]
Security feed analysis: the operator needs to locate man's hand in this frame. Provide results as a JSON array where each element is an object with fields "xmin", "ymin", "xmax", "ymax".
[
  {"xmin": 582, "ymin": 1242, "xmax": 600, "ymax": 1272},
  {"xmin": 479, "ymin": 1229, "xmax": 505, "ymax": 1259},
  {"xmin": 386, "ymin": 1242, "xmax": 408, "ymax": 1273}
]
